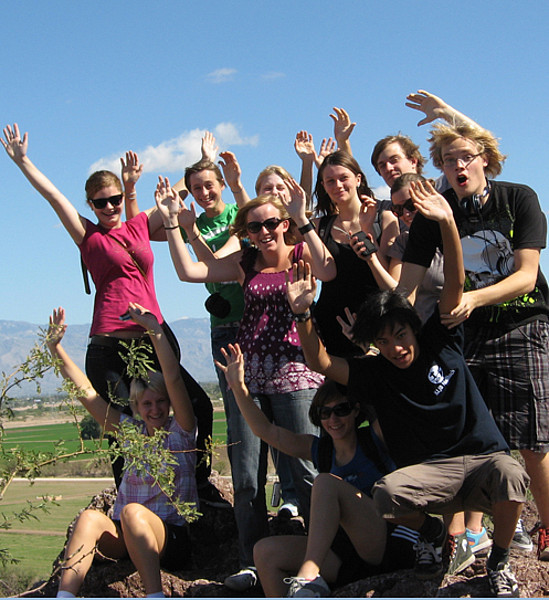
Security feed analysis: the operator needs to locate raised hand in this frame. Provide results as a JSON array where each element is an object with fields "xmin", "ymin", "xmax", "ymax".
[
  {"xmin": 405, "ymin": 90, "xmax": 449, "ymax": 127},
  {"xmin": 285, "ymin": 260, "xmax": 317, "ymax": 315},
  {"xmin": 214, "ymin": 344, "xmax": 246, "ymax": 392},
  {"xmin": 294, "ymin": 130, "xmax": 315, "ymax": 162},
  {"xmin": 201, "ymin": 131, "xmax": 219, "ymax": 162},
  {"xmin": 409, "ymin": 180, "xmax": 453, "ymax": 222},
  {"xmin": 1, "ymin": 123, "xmax": 28, "ymax": 163},
  {"xmin": 282, "ymin": 178, "xmax": 307, "ymax": 223},
  {"xmin": 330, "ymin": 107, "xmax": 356, "ymax": 146},
  {"xmin": 155, "ymin": 176, "xmax": 182, "ymax": 224},
  {"xmin": 336, "ymin": 307, "xmax": 356, "ymax": 343},
  {"xmin": 178, "ymin": 199, "xmax": 198, "ymax": 232},
  {"xmin": 120, "ymin": 151, "xmax": 144, "ymax": 186},
  {"xmin": 218, "ymin": 150, "xmax": 241, "ymax": 190},
  {"xmin": 358, "ymin": 195, "xmax": 378, "ymax": 235},
  {"xmin": 316, "ymin": 137, "xmax": 336, "ymax": 168},
  {"xmin": 47, "ymin": 307, "xmax": 67, "ymax": 347}
]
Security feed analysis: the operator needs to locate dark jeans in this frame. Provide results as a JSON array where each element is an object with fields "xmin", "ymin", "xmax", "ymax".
[{"xmin": 85, "ymin": 326, "xmax": 212, "ymax": 488}]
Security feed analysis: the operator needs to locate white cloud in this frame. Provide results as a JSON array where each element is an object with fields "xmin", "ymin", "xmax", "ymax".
[
  {"xmin": 261, "ymin": 71, "xmax": 285, "ymax": 80},
  {"xmin": 88, "ymin": 123, "xmax": 259, "ymax": 175},
  {"xmin": 205, "ymin": 68, "xmax": 237, "ymax": 83},
  {"xmin": 373, "ymin": 184, "xmax": 390, "ymax": 200}
]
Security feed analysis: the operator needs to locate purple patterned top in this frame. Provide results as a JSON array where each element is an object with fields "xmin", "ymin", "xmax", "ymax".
[{"xmin": 236, "ymin": 243, "xmax": 324, "ymax": 394}]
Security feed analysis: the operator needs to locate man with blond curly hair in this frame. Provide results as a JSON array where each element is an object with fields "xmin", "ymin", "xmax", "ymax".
[{"xmin": 400, "ymin": 122, "xmax": 549, "ymax": 565}]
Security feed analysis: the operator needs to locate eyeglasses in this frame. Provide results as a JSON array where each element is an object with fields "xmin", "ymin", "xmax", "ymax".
[
  {"xmin": 318, "ymin": 401, "xmax": 354, "ymax": 420},
  {"xmin": 246, "ymin": 217, "xmax": 284, "ymax": 234},
  {"xmin": 90, "ymin": 194, "xmax": 124, "ymax": 209},
  {"xmin": 441, "ymin": 153, "xmax": 482, "ymax": 168},
  {"xmin": 391, "ymin": 198, "xmax": 416, "ymax": 217}
]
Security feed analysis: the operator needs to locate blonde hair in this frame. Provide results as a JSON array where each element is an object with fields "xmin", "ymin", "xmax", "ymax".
[
  {"xmin": 429, "ymin": 123, "xmax": 506, "ymax": 179},
  {"xmin": 129, "ymin": 371, "xmax": 168, "ymax": 416},
  {"xmin": 85, "ymin": 170, "xmax": 122, "ymax": 202},
  {"xmin": 255, "ymin": 165, "xmax": 293, "ymax": 196},
  {"xmin": 230, "ymin": 194, "xmax": 297, "ymax": 245}
]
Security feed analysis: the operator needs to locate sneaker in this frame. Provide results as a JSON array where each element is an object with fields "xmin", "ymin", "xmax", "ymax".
[
  {"xmin": 284, "ymin": 575, "xmax": 331, "ymax": 597},
  {"xmin": 466, "ymin": 526, "xmax": 493, "ymax": 555},
  {"xmin": 224, "ymin": 567, "xmax": 258, "ymax": 591},
  {"xmin": 278, "ymin": 502, "xmax": 299, "ymax": 519},
  {"xmin": 198, "ymin": 481, "xmax": 231, "ymax": 509},
  {"xmin": 538, "ymin": 526, "xmax": 549, "ymax": 561},
  {"xmin": 445, "ymin": 532, "xmax": 476, "ymax": 575},
  {"xmin": 510, "ymin": 518, "xmax": 533, "ymax": 552},
  {"xmin": 414, "ymin": 536, "xmax": 444, "ymax": 580},
  {"xmin": 486, "ymin": 562, "xmax": 520, "ymax": 598}
]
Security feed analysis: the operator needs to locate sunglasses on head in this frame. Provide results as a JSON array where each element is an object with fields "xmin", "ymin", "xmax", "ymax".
[
  {"xmin": 318, "ymin": 401, "xmax": 354, "ymax": 420},
  {"xmin": 246, "ymin": 217, "xmax": 284, "ymax": 234},
  {"xmin": 90, "ymin": 194, "xmax": 124, "ymax": 209},
  {"xmin": 391, "ymin": 198, "xmax": 416, "ymax": 217}
]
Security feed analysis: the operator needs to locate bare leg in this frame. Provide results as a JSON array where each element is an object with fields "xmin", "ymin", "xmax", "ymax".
[
  {"xmin": 296, "ymin": 473, "xmax": 386, "ymax": 581},
  {"xmin": 254, "ymin": 536, "xmax": 341, "ymax": 598},
  {"xmin": 445, "ymin": 512, "xmax": 466, "ymax": 535},
  {"xmin": 120, "ymin": 503, "xmax": 167, "ymax": 595},
  {"xmin": 520, "ymin": 449, "xmax": 549, "ymax": 527},
  {"xmin": 58, "ymin": 509, "xmax": 126, "ymax": 596},
  {"xmin": 492, "ymin": 501, "xmax": 522, "ymax": 549},
  {"xmin": 466, "ymin": 511, "xmax": 484, "ymax": 532}
]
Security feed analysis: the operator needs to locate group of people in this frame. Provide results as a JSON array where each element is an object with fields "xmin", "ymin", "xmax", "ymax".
[{"xmin": 2, "ymin": 88, "xmax": 548, "ymax": 599}]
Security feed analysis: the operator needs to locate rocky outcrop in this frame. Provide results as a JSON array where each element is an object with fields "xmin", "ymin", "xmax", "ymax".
[{"xmin": 28, "ymin": 477, "xmax": 549, "ymax": 598}]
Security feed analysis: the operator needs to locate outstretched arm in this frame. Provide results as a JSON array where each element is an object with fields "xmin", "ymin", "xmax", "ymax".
[
  {"xmin": 155, "ymin": 176, "xmax": 243, "ymax": 283},
  {"xmin": 294, "ymin": 130, "xmax": 315, "ymax": 202},
  {"xmin": 127, "ymin": 304, "xmax": 195, "ymax": 432},
  {"xmin": 121, "ymin": 150, "xmax": 144, "ymax": 219},
  {"xmin": 330, "ymin": 107, "xmax": 355, "ymax": 155},
  {"xmin": 286, "ymin": 261, "xmax": 349, "ymax": 383},
  {"xmin": 409, "ymin": 180, "xmax": 464, "ymax": 313},
  {"xmin": 282, "ymin": 179, "xmax": 336, "ymax": 281},
  {"xmin": 315, "ymin": 137, "xmax": 336, "ymax": 168},
  {"xmin": 405, "ymin": 90, "xmax": 482, "ymax": 129},
  {"xmin": 218, "ymin": 150, "xmax": 251, "ymax": 207},
  {"xmin": 215, "ymin": 344, "xmax": 314, "ymax": 460},
  {"xmin": 2, "ymin": 124, "xmax": 86, "ymax": 245},
  {"xmin": 46, "ymin": 308, "xmax": 120, "ymax": 431}
]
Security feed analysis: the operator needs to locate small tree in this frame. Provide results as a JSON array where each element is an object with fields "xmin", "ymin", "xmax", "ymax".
[{"xmin": 80, "ymin": 413, "xmax": 101, "ymax": 440}]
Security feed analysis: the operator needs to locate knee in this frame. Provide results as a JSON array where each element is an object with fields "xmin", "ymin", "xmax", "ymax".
[
  {"xmin": 520, "ymin": 448, "xmax": 549, "ymax": 468},
  {"xmin": 311, "ymin": 472, "xmax": 338, "ymax": 497},
  {"xmin": 120, "ymin": 503, "xmax": 148, "ymax": 528}
]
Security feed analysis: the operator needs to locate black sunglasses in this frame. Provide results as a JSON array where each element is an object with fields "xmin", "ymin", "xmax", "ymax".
[
  {"xmin": 90, "ymin": 193, "xmax": 124, "ymax": 209},
  {"xmin": 391, "ymin": 198, "xmax": 416, "ymax": 217},
  {"xmin": 246, "ymin": 217, "xmax": 284, "ymax": 234},
  {"xmin": 318, "ymin": 401, "xmax": 354, "ymax": 420}
]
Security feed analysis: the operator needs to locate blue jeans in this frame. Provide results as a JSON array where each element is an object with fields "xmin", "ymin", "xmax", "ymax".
[{"xmin": 211, "ymin": 325, "xmax": 319, "ymax": 567}]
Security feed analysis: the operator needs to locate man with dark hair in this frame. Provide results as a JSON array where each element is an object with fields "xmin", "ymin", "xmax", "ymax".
[{"xmin": 287, "ymin": 180, "xmax": 528, "ymax": 598}]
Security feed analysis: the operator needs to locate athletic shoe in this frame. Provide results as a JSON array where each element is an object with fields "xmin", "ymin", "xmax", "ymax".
[
  {"xmin": 284, "ymin": 575, "xmax": 331, "ymax": 597},
  {"xmin": 224, "ymin": 567, "xmax": 258, "ymax": 591},
  {"xmin": 278, "ymin": 502, "xmax": 299, "ymax": 519},
  {"xmin": 466, "ymin": 526, "xmax": 493, "ymax": 555},
  {"xmin": 486, "ymin": 562, "xmax": 520, "ymax": 598},
  {"xmin": 537, "ymin": 527, "xmax": 549, "ymax": 561},
  {"xmin": 510, "ymin": 518, "xmax": 533, "ymax": 552},
  {"xmin": 414, "ymin": 536, "xmax": 444, "ymax": 580},
  {"xmin": 445, "ymin": 532, "xmax": 476, "ymax": 575},
  {"xmin": 198, "ymin": 481, "xmax": 231, "ymax": 509}
]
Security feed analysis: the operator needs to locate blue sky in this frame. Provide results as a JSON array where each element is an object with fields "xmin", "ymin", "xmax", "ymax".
[{"xmin": 2, "ymin": 0, "xmax": 548, "ymax": 326}]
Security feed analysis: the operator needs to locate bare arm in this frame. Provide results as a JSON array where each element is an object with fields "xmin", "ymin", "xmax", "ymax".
[
  {"xmin": 128, "ymin": 304, "xmax": 195, "ymax": 432},
  {"xmin": 286, "ymin": 262, "xmax": 349, "ymax": 384},
  {"xmin": 216, "ymin": 344, "xmax": 314, "ymax": 460},
  {"xmin": 2, "ymin": 124, "xmax": 86, "ymax": 245},
  {"xmin": 155, "ymin": 176, "xmax": 243, "ymax": 283},
  {"xmin": 218, "ymin": 151, "xmax": 251, "ymax": 207},
  {"xmin": 283, "ymin": 179, "xmax": 336, "ymax": 281},
  {"xmin": 294, "ymin": 130, "xmax": 315, "ymax": 202},
  {"xmin": 46, "ymin": 308, "xmax": 120, "ymax": 431},
  {"xmin": 406, "ymin": 90, "xmax": 482, "ymax": 129},
  {"xmin": 330, "ymin": 107, "xmax": 355, "ymax": 155}
]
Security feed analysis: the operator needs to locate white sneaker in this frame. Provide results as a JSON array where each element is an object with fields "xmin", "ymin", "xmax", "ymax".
[
  {"xmin": 224, "ymin": 567, "xmax": 258, "ymax": 591},
  {"xmin": 278, "ymin": 502, "xmax": 299, "ymax": 519}
]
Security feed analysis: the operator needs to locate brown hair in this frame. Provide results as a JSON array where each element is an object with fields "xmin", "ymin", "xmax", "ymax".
[
  {"xmin": 308, "ymin": 380, "xmax": 364, "ymax": 428},
  {"xmin": 184, "ymin": 159, "xmax": 224, "ymax": 192},
  {"xmin": 390, "ymin": 172, "xmax": 429, "ymax": 196},
  {"xmin": 428, "ymin": 123, "xmax": 506, "ymax": 179},
  {"xmin": 230, "ymin": 194, "xmax": 297, "ymax": 244},
  {"xmin": 255, "ymin": 165, "xmax": 293, "ymax": 196},
  {"xmin": 370, "ymin": 134, "xmax": 425, "ymax": 176},
  {"xmin": 314, "ymin": 150, "xmax": 373, "ymax": 216},
  {"xmin": 85, "ymin": 171, "xmax": 122, "ymax": 202}
]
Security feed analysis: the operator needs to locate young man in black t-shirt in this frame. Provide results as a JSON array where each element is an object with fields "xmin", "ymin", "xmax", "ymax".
[
  {"xmin": 287, "ymin": 180, "xmax": 528, "ymax": 598},
  {"xmin": 399, "ymin": 123, "xmax": 549, "ymax": 563}
]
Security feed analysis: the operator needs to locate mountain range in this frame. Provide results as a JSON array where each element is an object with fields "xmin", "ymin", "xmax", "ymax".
[{"xmin": 0, "ymin": 317, "xmax": 216, "ymax": 397}]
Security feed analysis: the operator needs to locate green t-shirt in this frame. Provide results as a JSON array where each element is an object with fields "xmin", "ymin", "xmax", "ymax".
[{"xmin": 195, "ymin": 203, "xmax": 245, "ymax": 327}]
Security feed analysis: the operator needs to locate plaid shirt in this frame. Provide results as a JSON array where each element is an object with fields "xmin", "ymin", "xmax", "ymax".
[{"xmin": 113, "ymin": 414, "xmax": 198, "ymax": 525}]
